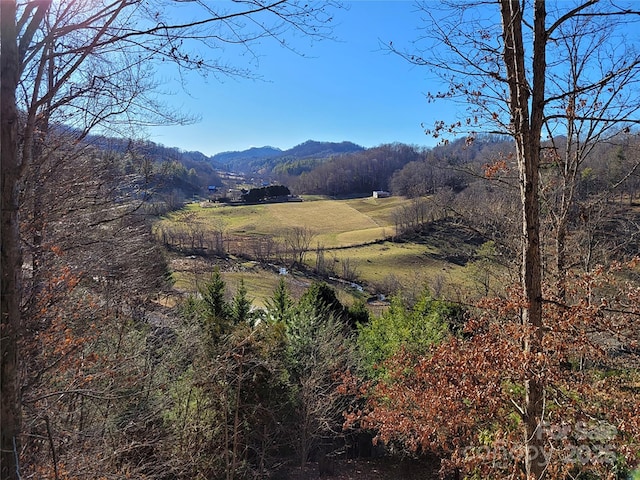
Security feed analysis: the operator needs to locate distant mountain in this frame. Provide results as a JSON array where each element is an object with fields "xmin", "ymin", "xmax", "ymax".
[
  {"xmin": 211, "ymin": 146, "xmax": 283, "ymax": 170},
  {"xmin": 280, "ymin": 140, "xmax": 364, "ymax": 159},
  {"xmin": 211, "ymin": 140, "xmax": 364, "ymax": 174}
]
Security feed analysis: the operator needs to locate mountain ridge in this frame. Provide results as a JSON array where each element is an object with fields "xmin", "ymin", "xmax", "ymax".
[{"xmin": 211, "ymin": 139, "xmax": 365, "ymax": 174}]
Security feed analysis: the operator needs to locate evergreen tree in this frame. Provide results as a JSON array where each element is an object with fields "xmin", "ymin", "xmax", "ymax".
[
  {"xmin": 297, "ymin": 281, "xmax": 369, "ymax": 329},
  {"xmin": 230, "ymin": 278, "xmax": 253, "ymax": 325},
  {"xmin": 297, "ymin": 281, "xmax": 347, "ymax": 322},
  {"xmin": 265, "ymin": 277, "xmax": 293, "ymax": 324},
  {"xmin": 357, "ymin": 287, "xmax": 460, "ymax": 379},
  {"xmin": 198, "ymin": 268, "xmax": 231, "ymax": 346}
]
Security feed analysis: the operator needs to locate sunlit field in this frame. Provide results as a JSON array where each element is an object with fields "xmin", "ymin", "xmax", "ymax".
[
  {"xmin": 173, "ymin": 195, "xmax": 410, "ymax": 247},
  {"xmin": 161, "ymin": 195, "xmax": 500, "ymax": 303}
]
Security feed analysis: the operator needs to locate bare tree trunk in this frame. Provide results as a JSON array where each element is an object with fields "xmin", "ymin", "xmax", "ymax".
[
  {"xmin": 230, "ymin": 349, "xmax": 244, "ymax": 480},
  {"xmin": 555, "ymin": 219, "xmax": 568, "ymax": 302},
  {"xmin": 1, "ymin": 2, "xmax": 23, "ymax": 478},
  {"xmin": 499, "ymin": 1, "xmax": 546, "ymax": 478}
]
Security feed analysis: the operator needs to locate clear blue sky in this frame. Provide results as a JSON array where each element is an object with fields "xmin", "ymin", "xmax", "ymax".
[{"xmin": 147, "ymin": 1, "xmax": 450, "ymax": 156}]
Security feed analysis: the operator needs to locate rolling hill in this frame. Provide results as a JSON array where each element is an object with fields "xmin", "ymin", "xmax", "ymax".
[{"xmin": 211, "ymin": 140, "xmax": 364, "ymax": 174}]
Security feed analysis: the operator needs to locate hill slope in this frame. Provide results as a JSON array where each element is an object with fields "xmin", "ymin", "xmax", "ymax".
[{"xmin": 211, "ymin": 140, "xmax": 364, "ymax": 174}]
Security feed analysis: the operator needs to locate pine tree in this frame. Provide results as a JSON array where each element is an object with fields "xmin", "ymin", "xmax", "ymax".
[
  {"xmin": 265, "ymin": 277, "xmax": 293, "ymax": 324},
  {"xmin": 231, "ymin": 278, "xmax": 252, "ymax": 325},
  {"xmin": 199, "ymin": 268, "xmax": 231, "ymax": 346}
]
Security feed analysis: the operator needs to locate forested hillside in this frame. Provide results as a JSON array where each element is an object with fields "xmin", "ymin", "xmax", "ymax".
[
  {"xmin": 211, "ymin": 140, "xmax": 364, "ymax": 176},
  {"xmin": 285, "ymin": 143, "xmax": 424, "ymax": 195},
  {"xmin": 84, "ymin": 135, "xmax": 224, "ymax": 212}
]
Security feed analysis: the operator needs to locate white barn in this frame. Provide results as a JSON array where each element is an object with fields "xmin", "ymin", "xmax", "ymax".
[{"xmin": 372, "ymin": 190, "xmax": 390, "ymax": 199}]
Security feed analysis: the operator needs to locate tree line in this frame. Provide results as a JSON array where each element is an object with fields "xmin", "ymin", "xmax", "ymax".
[
  {"xmin": 281, "ymin": 143, "xmax": 424, "ymax": 196},
  {"xmin": 241, "ymin": 185, "xmax": 291, "ymax": 203}
]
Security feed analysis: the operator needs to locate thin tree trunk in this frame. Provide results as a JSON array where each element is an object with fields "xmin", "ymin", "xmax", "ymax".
[
  {"xmin": 231, "ymin": 351, "xmax": 244, "ymax": 480},
  {"xmin": 556, "ymin": 220, "xmax": 568, "ymax": 302},
  {"xmin": 499, "ymin": 1, "xmax": 547, "ymax": 478},
  {"xmin": 1, "ymin": 2, "xmax": 23, "ymax": 479}
]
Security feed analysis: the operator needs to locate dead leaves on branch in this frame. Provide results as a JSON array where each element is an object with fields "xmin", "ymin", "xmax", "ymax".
[
  {"xmin": 20, "ymin": 261, "xmax": 158, "ymax": 479},
  {"xmin": 347, "ymin": 261, "xmax": 640, "ymax": 477}
]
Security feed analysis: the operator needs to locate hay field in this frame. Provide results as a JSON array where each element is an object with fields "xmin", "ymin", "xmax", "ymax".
[
  {"xmin": 161, "ymin": 196, "xmax": 486, "ymax": 301},
  {"xmin": 172, "ymin": 196, "xmax": 407, "ymax": 247}
]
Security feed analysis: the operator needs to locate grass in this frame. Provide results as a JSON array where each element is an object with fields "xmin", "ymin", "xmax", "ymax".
[
  {"xmin": 165, "ymin": 196, "xmax": 407, "ymax": 248},
  {"xmin": 309, "ymin": 241, "xmax": 476, "ymax": 298},
  {"xmin": 222, "ymin": 269, "xmax": 294, "ymax": 308},
  {"xmin": 160, "ymin": 196, "xmax": 498, "ymax": 301},
  {"xmin": 316, "ymin": 242, "xmax": 430, "ymax": 281},
  {"xmin": 168, "ymin": 256, "xmax": 360, "ymax": 308}
]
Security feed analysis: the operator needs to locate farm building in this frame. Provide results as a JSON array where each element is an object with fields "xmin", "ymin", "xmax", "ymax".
[{"xmin": 372, "ymin": 190, "xmax": 390, "ymax": 199}]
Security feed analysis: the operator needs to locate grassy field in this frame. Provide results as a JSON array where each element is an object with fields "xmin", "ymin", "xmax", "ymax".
[
  {"xmin": 160, "ymin": 196, "xmax": 501, "ymax": 304},
  {"xmin": 168, "ymin": 256, "xmax": 362, "ymax": 309},
  {"xmin": 169, "ymin": 195, "xmax": 410, "ymax": 247}
]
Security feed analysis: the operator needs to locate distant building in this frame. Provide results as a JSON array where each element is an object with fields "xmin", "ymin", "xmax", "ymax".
[
  {"xmin": 227, "ymin": 189, "xmax": 244, "ymax": 202},
  {"xmin": 373, "ymin": 190, "xmax": 390, "ymax": 198}
]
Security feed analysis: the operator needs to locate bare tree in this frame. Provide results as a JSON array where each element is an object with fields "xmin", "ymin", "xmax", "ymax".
[
  {"xmin": 208, "ymin": 218, "xmax": 228, "ymax": 256},
  {"xmin": 283, "ymin": 226, "xmax": 315, "ymax": 267},
  {"xmin": 0, "ymin": 1, "xmax": 339, "ymax": 477},
  {"xmin": 393, "ymin": 1, "xmax": 640, "ymax": 478},
  {"xmin": 340, "ymin": 257, "xmax": 359, "ymax": 282},
  {"xmin": 539, "ymin": 12, "xmax": 640, "ymax": 300}
]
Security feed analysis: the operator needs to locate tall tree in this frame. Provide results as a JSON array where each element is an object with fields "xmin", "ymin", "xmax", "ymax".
[
  {"xmin": 285, "ymin": 309, "xmax": 355, "ymax": 466},
  {"xmin": 0, "ymin": 1, "xmax": 338, "ymax": 478},
  {"xmin": 392, "ymin": 1, "xmax": 640, "ymax": 478},
  {"xmin": 498, "ymin": 3, "xmax": 547, "ymax": 476},
  {"xmin": 540, "ymin": 12, "xmax": 640, "ymax": 299},
  {"xmin": 1, "ymin": 2, "xmax": 37, "ymax": 476}
]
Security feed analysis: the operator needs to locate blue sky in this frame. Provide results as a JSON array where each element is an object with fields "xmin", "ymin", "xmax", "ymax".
[{"xmin": 147, "ymin": 1, "xmax": 449, "ymax": 156}]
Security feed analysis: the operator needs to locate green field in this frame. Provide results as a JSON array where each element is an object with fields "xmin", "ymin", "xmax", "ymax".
[
  {"xmin": 169, "ymin": 195, "xmax": 409, "ymax": 247},
  {"xmin": 161, "ymin": 196, "xmax": 496, "ymax": 303}
]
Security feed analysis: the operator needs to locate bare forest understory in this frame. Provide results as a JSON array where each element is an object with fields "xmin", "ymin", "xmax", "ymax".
[{"xmin": 274, "ymin": 456, "xmax": 440, "ymax": 480}]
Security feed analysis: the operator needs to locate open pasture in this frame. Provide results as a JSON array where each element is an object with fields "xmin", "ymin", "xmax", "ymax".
[
  {"xmin": 161, "ymin": 196, "xmax": 486, "ymax": 301},
  {"xmin": 169, "ymin": 256, "xmax": 358, "ymax": 308},
  {"xmin": 310, "ymin": 241, "xmax": 475, "ymax": 299},
  {"xmin": 175, "ymin": 195, "xmax": 410, "ymax": 247}
]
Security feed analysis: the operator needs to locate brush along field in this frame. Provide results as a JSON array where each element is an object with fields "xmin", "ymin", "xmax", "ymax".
[
  {"xmin": 161, "ymin": 196, "xmax": 501, "ymax": 302},
  {"xmin": 169, "ymin": 255, "xmax": 364, "ymax": 308}
]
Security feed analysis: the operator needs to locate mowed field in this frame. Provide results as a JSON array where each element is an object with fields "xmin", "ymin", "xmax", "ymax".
[
  {"xmin": 176, "ymin": 195, "xmax": 406, "ymax": 247},
  {"xmin": 161, "ymin": 196, "xmax": 487, "ymax": 305}
]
